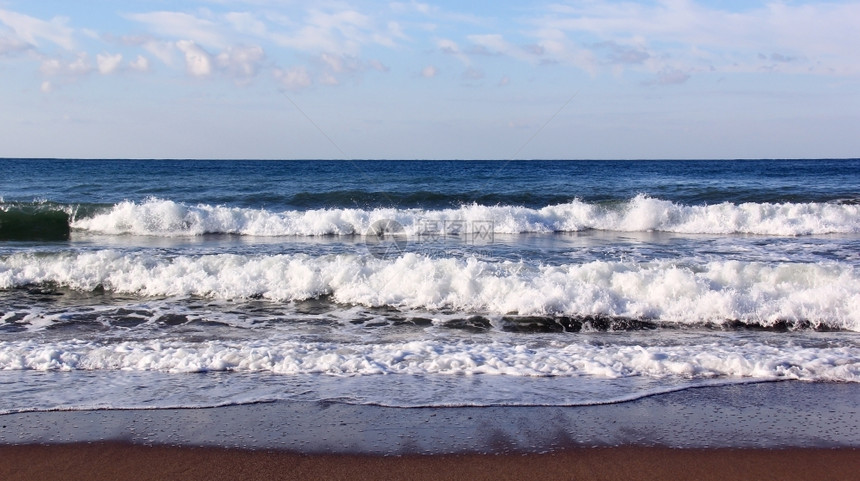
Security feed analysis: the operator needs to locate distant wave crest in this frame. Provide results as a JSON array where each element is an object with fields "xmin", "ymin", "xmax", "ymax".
[{"xmin": 68, "ymin": 196, "xmax": 860, "ymax": 237}]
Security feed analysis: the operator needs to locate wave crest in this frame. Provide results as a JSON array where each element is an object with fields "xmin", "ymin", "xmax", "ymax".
[
  {"xmin": 1, "ymin": 337, "xmax": 856, "ymax": 382},
  {"xmin": 67, "ymin": 196, "xmax": 860, "ymax": 237},
  {"xmin": 1, "ymin": 251, "xmax": 857, "ymax": 330}
]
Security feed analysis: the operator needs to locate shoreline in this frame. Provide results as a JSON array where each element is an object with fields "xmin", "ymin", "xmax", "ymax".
[
  {"xmin": 1, "ymin": 382, "xmax": 858, "ymax": 452},
  {"xmin": 2, "ymin": 382, "xmax": 858, "ymax": 479}
]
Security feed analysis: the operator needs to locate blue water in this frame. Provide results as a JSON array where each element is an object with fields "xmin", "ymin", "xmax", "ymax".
[
  {"xmin": 3, "ymin": 159, "xmax": 859, "ymax": 208},
  {"xmin": 0, "ymin": 158, "xmax": 858, "ymax": 412}
]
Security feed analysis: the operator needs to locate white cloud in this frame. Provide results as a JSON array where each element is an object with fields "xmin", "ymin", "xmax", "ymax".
[
  {"xmin": 386, "ymin": 21, "xmax": 407, "ymax": 41},
  {"xmin": 651, "ymin": 68, "xmax": 690, "ymax": 86},
  {"xmin": 368, "ymin": 59, "xmax": 389, "ymax": 72},
  {"xmin": 320, "ymin": 52, "xmax": 345, "ymax": 73},
  {"xmin": 421, "ymin": 65, "xmax": 437, "ymax": 77},
  {"xmin": 176, "ymin": 40, "xmax": 212, "ymax": 76},
  {"xmin": 274, "ymin": 65, "xmax": 312, "ymax": 89},
  {"xmin": 97, "ymin": 52, "xmax": 123, "ymax": 74},
  {"xmin": 117, "ymin": 5, "xmax": 403, "ymax": 86},
  {"xmin": 437, "ymin": 38, "xmax": 469, "ymax": 65},
  {"xmin": 527, "ymin": 1, "xmax": 860, "ymax": 76},
  {"xmin": 40, "ymin": 58, "xmax": 61, "ymax": 75},
  {"xmin": 314, "ymin": 52, "xmax": 385, "ymax": 82},
  {"xmin": 40, "ymin": 80, "xmax": 52, "ymax": 93},
  {"xmin": 318, "ymin": 71, "xmax": 338, "ymax": 85},
  {"xmin": 68, "ymin": 52, "xmax": 91, "ymax": 74},
  {"xmin": 127, "ymin": 11, "xmax": 226, "ymax": 49},
  {"xmin": 593, "ymin": 41, "xmax": 649, "ymax": 65},
  {"xmin": 388, "ymin": 1, "xmax": 485, "ymax": 25},
  {"xmin": 216, "ymin": 44, "xmax": 264, "ymax": 80},
  {"xmin": 466, "ymin": 34, "xmax": 543, "ymax": 64},
  {"xmin": 224, "ymin": 12, "xmax": 267, "ymax": 37},
  {"xmin": 0, "ymin": 9, "xmax": 75, "ymax": 50},
  {"xmin": 527, "ymin": 27, "xmax": 596, "ymax": 73},
  {"xmin": 39, "ymin": 52, "xmax": 93, "ymax": 78},
  {"xmin": 467, "ymin": 34, "xmax": 507, "ymax": 54},
  {"xmin": 271, "ymin": 8, "xmax": 372, "ymax": 55},
  {"xmin": 0, "ymin": 31, "xmax": 30, "ymax": 56},
  {"xmin": 143, "ymin": 40, "xmax": 176, "ymax": 66},
  {"xmin": 129, "ymin": 55, "xmax": 150, "ymax": 72},
  {"xmin": 413, "ymin": 2, "xmax": 432, "ymax": 15},
  {"xmin": 389, "ymin": 2, "xmax": 432, "ymax": 16}
]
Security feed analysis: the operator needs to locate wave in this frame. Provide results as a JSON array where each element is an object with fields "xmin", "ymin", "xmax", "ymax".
[
  {"xmin": 1, "ymin": 251, "xmax": 858, "ymax": 330},
  {"xmin": 66, "ymin": 196, "xmax": 860, "ymax": 237},
  {"xmin": 0, "ymin": 337, "xmax": 856, "ymax": 382},
  {"xmin": 0, "ymin": 202, "xmax": 72, "ymax": 241},
  {"xmin": 4, "ymin": 196, "xmax": 859, "ymax": 240}
]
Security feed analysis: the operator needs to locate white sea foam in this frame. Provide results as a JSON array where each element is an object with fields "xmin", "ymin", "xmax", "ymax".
[
  {"xmin": 0, "ymin": 337, "xmax": 857, "ymax": 382},
  {"xmin": 1, "ymin": 251, "xmax": 858, "ymax": 330},
  {"xmin": 69, "ymin": 196, "xmax": 860, "ymax": 237}
]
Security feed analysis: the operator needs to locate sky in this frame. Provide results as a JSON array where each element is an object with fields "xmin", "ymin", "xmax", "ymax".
[{"xmin": 1, "ymin": 0, "xmax": 858, "ymax": 160}]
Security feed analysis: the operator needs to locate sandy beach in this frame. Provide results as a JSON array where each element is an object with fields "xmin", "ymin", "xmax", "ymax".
[
  {"xmin": 2, "ymin": 382, "xmax": 858, "ymax": 480},
  {"xmin": 3, "ymin": 443, "xmax": 858, "ymax": 481}
]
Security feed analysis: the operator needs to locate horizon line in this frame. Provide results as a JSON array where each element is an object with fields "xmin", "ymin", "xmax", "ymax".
[{"xmin": 2, "ymin": 157, "xmax": 859, "ymax": 162}]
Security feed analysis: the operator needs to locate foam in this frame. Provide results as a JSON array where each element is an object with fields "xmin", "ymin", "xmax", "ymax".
[
  {"xmin": 69, "ymin": 196, "xmax": 860, "ymax": 237},
  {"xmin": 0, "ymin": 337, "xmax": 856, "ymax": 382},
  {"xmin": 1, "ymin": 251, "xmax": 858, "ymax": 330}
]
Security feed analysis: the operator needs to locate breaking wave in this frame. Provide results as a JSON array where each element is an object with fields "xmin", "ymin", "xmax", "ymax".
[
  {"xmin": 66, "ymin": 196, "xmax": 860, "ymax": 237},
  {"xmin": 1, "ymin": 337, "xmax": 856, "ymax": 382},
  {"xmin": 1, "ymin": 250, "xmax": 858, "ymax": 330}
]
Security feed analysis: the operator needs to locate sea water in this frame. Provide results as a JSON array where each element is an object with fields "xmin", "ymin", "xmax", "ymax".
[{"xmin": 0, "ymin": 159, "xmax": 858, "ymax": 412}]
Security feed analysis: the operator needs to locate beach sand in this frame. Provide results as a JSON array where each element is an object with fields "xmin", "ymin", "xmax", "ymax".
[
  {"xmin": 1, "ymin": 382, "xmax": 858, "ymax": 480},
  {"xmin": 3, "ymin": 443, "xmax": 858, "ymax": 481}
]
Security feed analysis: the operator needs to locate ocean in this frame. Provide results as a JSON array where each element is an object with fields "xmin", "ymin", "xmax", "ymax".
[{"xmin": 1, "ymin": 158, "xmax": 858, "ymax": 413}]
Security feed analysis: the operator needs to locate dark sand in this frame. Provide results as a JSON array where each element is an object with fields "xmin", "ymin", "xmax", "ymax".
[
  {"xmin": 1, "ymin": 382, "xmax": 858, "ymax": 480},
  {"xmin": 2, "ymin": 443, "xmax": 858, "ymax": 481}
]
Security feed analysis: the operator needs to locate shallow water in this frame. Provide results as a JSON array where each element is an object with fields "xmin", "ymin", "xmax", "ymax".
[{"xmin": 1, "ymin": 158, "xmax": 858, "ymax": 411}]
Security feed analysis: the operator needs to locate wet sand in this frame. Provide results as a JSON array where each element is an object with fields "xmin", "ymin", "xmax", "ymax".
[{"xmin": 1, "ymin": 382, "xmax": 858, "ymax": 480}]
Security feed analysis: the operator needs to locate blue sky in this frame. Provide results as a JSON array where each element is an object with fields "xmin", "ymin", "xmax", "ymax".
[{"xmin": 1, "ymin": 1, "xmax": 858, "ymax": 159}]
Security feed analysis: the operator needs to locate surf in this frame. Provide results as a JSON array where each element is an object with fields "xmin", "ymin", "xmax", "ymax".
[
  {"xmin": 2, "ymin": 250, "xmax": 858, "ymax": 330},
  {"xmin": 66, "ymin": 195, "xmax": 860, "ymax": 237}
]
